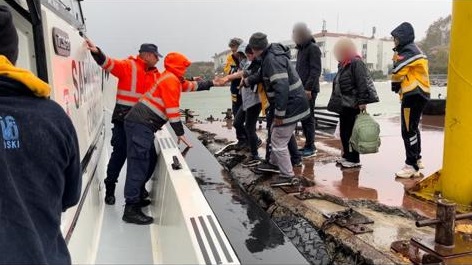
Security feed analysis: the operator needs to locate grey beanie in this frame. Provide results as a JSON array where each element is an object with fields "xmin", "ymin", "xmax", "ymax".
[
  {"xmin": 0, "ymin": 5, "xmax": 19, "ymax": 64},
  {"xmin": 249, "ymin": 32, "xmax": 269, "ymax": 51}
]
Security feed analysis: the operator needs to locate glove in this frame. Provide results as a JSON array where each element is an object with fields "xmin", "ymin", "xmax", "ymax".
[{"xmin": 391, "ymin": 82, "xmax": 401, "ymax": 93}]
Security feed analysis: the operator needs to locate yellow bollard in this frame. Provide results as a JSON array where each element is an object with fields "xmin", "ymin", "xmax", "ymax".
[
  {"xmin": 440, "ymin": 0, "xmax": 472, "ymax": 207},
  {"xmin": 409, "ymin": 0, "xmax": 472, "ymax": 210}
]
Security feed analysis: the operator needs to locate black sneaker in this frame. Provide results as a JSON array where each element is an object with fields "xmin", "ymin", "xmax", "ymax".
[
  {"xmin": 292, "ymin": 161, "xmax": 303, "ymax": 167},
  {"xmin": 256, "ymin": 162, "xmax": 280, "ymax": 173},
  {"xmin": 242, "ymin": 157, "xmax": 262, "ymax": 168}
]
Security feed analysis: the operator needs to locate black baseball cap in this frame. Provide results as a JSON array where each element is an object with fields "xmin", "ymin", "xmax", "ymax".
[{"xmin": 139, "ymin": 43, "xmax": 163, "ymax": 58}]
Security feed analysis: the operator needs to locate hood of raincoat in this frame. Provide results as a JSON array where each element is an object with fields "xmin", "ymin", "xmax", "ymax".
[{"xmin": 164, "ymin": 52, "xmax": 191, "ymax": 78}]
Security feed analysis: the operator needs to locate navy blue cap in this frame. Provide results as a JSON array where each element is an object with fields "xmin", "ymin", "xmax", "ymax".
[{"xmin": 139, "ymin": 43, "xmax": 163, "ymax": 58}]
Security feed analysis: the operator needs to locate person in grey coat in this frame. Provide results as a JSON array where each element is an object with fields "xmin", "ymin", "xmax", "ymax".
[{"xmin": 244, "ymin": 32, "xmax": 310, "ymax": 185}]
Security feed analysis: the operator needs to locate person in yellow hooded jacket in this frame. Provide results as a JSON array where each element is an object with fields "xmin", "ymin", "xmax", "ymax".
[
  {"xmin": 224, "ymin": 38, "xmax": 244, "ymax": 118},
  {"xmin": 390, "ymin": 22, "xmax": 431, "ymax": 179},
  {"xmin": 0, "ymin": 5, "xmax": 81, "ymax": 264}
]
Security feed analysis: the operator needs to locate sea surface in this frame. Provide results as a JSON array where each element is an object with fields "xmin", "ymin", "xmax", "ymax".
[{"xmin": 181, "ymin": 82, "xmax": 446, "ymax": 119}]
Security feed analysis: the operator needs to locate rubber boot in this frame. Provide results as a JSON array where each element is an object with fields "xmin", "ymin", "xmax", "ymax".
[
  {"xmin": 122, "ymin": 204, "xmax": 154, "ymax": 225},
  {"xmin": 104, "ymin": 181, "xmax": 116, "ymax": 205}
]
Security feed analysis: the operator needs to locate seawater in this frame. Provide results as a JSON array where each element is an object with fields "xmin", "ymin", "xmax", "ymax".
[{"xmin": 181, "ymin": 82, "xmax": 446, "ymax": 119}]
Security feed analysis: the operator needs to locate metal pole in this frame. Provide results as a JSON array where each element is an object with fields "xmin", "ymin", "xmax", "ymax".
[{"xmin": 438, "ymin": 0, "xmax": 472, "ymax": 206}]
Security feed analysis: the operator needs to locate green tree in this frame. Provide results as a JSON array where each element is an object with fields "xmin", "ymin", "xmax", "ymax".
[
  {"xmin": 418, "ymin": 15, "xmax": 451, "ymax": 75},
  {"xmin": 185, "ymin": 62, "xmax": 215, "ymax": 80}
]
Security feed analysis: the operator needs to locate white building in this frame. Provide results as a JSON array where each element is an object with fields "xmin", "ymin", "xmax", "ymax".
[
  {"xmin": 213, "ymin": 50, "xmax": 231, "ymax": 74},
  {"xmin": 300, "ymin": 31, "xmax": 395, "ymax": 78},
  {"xmin": 213, "ymin": 31, "xmax": 395, "ymax": 79}
]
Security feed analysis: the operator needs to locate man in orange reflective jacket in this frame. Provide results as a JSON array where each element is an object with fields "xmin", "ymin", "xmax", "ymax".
[
  {"xmin": 123, "ymin": 52, "xmax": 215, "ymax": 224},
  {"xmin": 86, "ymin": 39, "xmax": 161, "ymax": 206}
]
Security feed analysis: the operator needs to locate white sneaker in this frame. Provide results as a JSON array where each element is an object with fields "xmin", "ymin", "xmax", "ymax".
[
  {"xmin": 417, "ymin": 159, "xmax": 425, "ymax": 169},
  {"xmin": 336, "ymin": 158, "xmax": 347, "ymax": 165},
  {"xmin": 340, "ymin": 161, "xmax": 362, "ymax": 168},
  {"xmin": 395, "ymin": 165, "xmax": 420, "ymax": 179}
]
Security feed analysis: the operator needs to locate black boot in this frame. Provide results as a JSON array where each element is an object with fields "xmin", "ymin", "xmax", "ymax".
[
  {"xmin": 104, "ymin": 181, "xmax": 116, "ymax": 205},
  {"xmin": 122, "ymin": 204, "xmax": 154, "ymax": 225}
]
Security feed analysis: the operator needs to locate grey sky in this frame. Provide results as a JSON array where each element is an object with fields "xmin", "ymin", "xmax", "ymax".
[{"xmin": 82, "ymin": 0, "xmax": 452, "ymax": 63}]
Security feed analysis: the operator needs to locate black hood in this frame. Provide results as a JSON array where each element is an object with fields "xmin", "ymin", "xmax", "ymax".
[
  {"xmin": 0, "ymin": 75, "xmax": 35, "ymax": 97},
  {"xmin": 296, "ymin": 38, "xmax": 316, "ymax": 49},
  {"xmin": 267, "ymin": 43, "xmax": 291, "ymax": 59},
  {"xmin": 391, "ymin": 22, "xmax": 415, "ymax": 48}
]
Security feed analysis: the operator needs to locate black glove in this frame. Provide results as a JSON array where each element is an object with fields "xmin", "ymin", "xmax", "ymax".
[{"xmin": 391, "ymin": 82, "xmax": 401, "ymax": 93}]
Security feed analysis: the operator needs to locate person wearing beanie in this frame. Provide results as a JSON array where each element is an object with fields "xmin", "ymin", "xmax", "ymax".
[
  {"xmin": 0, "ymin": 5, "xmax": 81, "ymax": 264},
  {"xmin": 245, "ymin": 32, "xmax": 310, "ymax": 186},
  {"xmin": 390, "ymin": 22, "xmax": 431, "ymax": 179},
  {"xmin": 293, "ymin": 22, "xmax": 322, "ymax": 159},
  {"xmin": 0, "ymin": 5, "xmax": 19, "ymax": 65}
]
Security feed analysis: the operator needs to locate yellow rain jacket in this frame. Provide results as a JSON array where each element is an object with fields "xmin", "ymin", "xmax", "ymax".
[{"xmin": 391, "ymin": 23, "xmax": 430, "ymax": 99}]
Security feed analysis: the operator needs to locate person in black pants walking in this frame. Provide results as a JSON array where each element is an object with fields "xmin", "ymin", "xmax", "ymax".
[
  {"xmin": 293, "ymin": 23, "xmax": 322, "ymax": 158},
  {"xmin": 327, "ymin": 38, "xmax": 379, "ymax": 168}
]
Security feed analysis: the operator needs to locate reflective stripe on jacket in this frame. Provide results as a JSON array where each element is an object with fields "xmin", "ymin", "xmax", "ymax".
[
  {"xmin": 140, "ymin": 72, "xmax": 182, "ymax": 123},
  {"xmin": 391, "ymin": 51, "xmax": 430, "ymax": 99},
  {"xmin": 100, "ymin": 55, "xmax": 160, "ymax": 106},
  {"xmin": 390, "ymin": 23, "xmax": 430, "ymax": 100}
]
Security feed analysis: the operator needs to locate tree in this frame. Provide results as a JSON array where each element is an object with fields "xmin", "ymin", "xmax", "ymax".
[
  {"xmin": 418, "ymin": 15, "xmax": 451, "ymax": 75},
  {"xmin": 185, "ymin": 62, "xmax": 215, "ymax": 80}
]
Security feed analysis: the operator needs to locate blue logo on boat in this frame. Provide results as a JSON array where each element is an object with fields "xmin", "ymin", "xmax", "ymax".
[{"xmin": 0, "ymin": 116, "xmax": 20, "ymax": 149}]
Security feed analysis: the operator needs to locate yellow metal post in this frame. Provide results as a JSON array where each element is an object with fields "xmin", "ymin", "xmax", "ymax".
[
  {"xmin": 440, "ymin": 0, "xmax": 472, "ymax": 207},
  {"xmin": 409, "ymin": 0, "xmax": 472, "ymax": 210}
]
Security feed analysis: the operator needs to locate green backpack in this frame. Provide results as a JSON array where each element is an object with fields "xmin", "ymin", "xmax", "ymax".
[{"xmin": 350, "ymin": 112, "xmax": 381, "ymax": 154}]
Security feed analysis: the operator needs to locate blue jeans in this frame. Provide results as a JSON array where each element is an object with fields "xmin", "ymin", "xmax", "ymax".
[{"xmin": 123, "ymin": 121, "xmax": 157, "ymax": 204}]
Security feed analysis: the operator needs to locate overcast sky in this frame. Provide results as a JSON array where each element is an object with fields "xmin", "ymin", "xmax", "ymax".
[{"xmin": 82, "ymin": 0, "xmax": 452, "ymax": 63}]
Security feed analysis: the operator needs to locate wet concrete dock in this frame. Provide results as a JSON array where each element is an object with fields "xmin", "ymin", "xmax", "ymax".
[
  {"xmin": 187, "ymin": 114, "xmax": 460, "ymax": 264},
  {"xmin": 192, "ymin": 116, "xmax": 444, "ymax": 217}
]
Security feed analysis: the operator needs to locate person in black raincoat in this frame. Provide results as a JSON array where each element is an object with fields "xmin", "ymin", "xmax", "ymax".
[{"xmin": 327, "ymin": 38, "xmax": 379, "ymax": 168}]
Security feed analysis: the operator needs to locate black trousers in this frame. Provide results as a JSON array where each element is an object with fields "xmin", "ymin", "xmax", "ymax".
[
  {"xmin": 105, "ymin": 121, "xmax": 127, "ymax": 184},
  {"xmin": 339, "ymin": 107, "xmax": 360, "ymax": 163},
  {"xmin": 233, "ymin": 103, "xmax": 262, "ymax": 157},
  {"xmin": 230, "ymin": 80, "xmax": 243, "ymax": 118},
  {"xmin": 265, "ymin": 106, "xmax": 301, "ymax": 164},
  {"xmin": 300, "ymin": 93, "xmax": 317, "ymax": 151},
  {"xmin": 401, "ymin": 94, "xmax": 428, "ymax": 169}
]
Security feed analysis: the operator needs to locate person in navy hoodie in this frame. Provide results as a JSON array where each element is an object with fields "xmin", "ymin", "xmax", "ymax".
[{"xmin": 0, "ymin": 5, "xmax": 81, "ymax": 265}]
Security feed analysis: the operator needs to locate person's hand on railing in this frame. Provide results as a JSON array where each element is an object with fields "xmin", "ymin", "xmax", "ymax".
[
  {"xmin": 178, "ymin": 135, "xmax": 193, "ymax": 148},
  {"xmin": 84, "ymin": 38, "xmax": 99, "ymax": 54}
]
